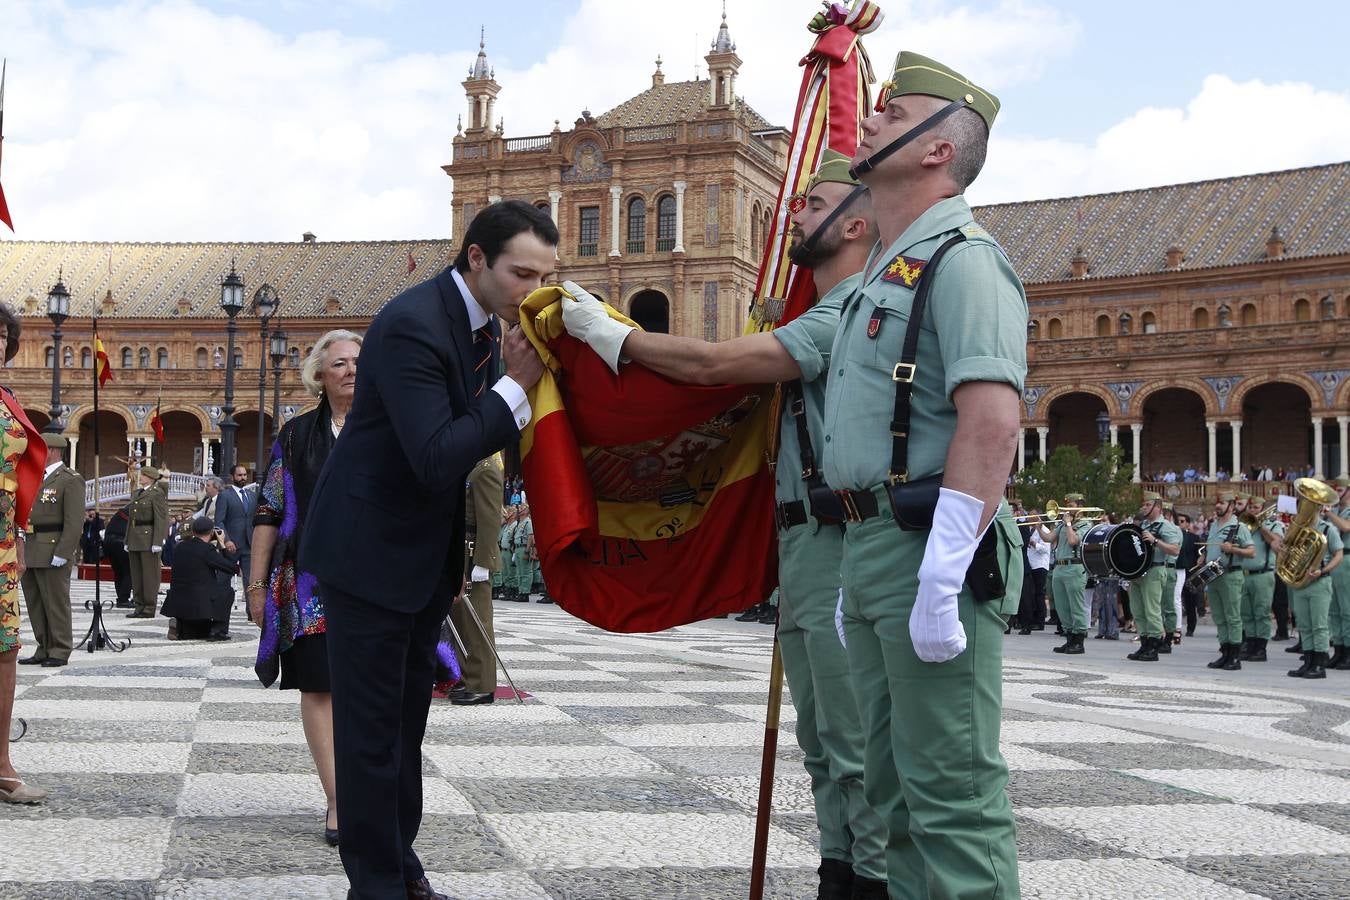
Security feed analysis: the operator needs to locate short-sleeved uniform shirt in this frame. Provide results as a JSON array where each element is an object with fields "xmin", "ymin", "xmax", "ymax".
[
  {"xmin": 820, "ymin": 196, "xmax": 1028, "ymax": 491},
  {"xmin": 771, "ymin": 274, "xmax": 858, "ymax": 506},
  {"xmin": 1314, "ymin": 518, "xmax": 1345, "ymax": 568},
  {"xmin": 1206, "ymin": 516, "xmax": 1253, "ymax": 569},
  {"xmin": 1243, "ymin": 516, "xmax": 1285, "ymax": 572},
  {"xmin": 1144, "ymin": 518, "xmax": 1184, "ymax": 567},
  {"xmin": 1053, "ymin": 521, "xmax": 1091, "ymax": 564},
  {"xmin": 1336, "ymin": 504, "xmax": 1350, "ymax": 545}
]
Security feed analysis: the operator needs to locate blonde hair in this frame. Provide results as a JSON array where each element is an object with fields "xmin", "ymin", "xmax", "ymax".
[{"xmin": 301, "ymin": 329, "xmax": 363, "ymax": 397}]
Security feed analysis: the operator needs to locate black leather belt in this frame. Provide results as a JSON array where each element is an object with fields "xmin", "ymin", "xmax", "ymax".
[
  {"xmin": 30, "ymin": 524, "xmax": 64, "ymax": 533},
  {"xmin": 1246, "ymin": 567, "xmax": 1273, "ymax": 574},
  {"xmin": 775, "ymin": 500, "xmax": 809, "ymax": 531},
  {"xmin": 834, "ymin": 487, "xmax": 882, "ymax": 523},
  {"xmin": 1226, "ymin": 566, "xmax": 1243, "ymax": 573},
  {"xmin": 133, "ymin": 519, "xmax": 155, "ymax": 525}
]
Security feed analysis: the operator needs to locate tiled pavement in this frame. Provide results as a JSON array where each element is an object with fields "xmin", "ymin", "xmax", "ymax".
[{"xmin": 4, "ymin": 582, "xmax": 1350, "ymax": 898}]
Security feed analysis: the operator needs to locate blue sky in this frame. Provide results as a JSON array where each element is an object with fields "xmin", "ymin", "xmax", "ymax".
[{"xmin": 2, "ymin": 0, "xmax": 1347, "ymax": 240}]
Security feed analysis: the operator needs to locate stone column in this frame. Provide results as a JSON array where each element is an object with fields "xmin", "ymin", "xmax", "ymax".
[
  {"xmin": 1130, "ymin": 424, "xmax": 1143, "ymax": 484},
  {"xmin": 1206, "ymin": 421, "xmax": 1218, "ymax": 481},
  {"xmin": 672, "ymin": 180, "xmax": 687, "ymax": 253},
  {"xmin": 67, "ymin": 435, "xmax": 79, "ymax": 473},
  {"xmin": 1036, "ymin": 426, "xmax": 1049, "ymax": 463},
  {"xmin": 1017, "ymin": 429, "xmax": 1026, "ymax": 471},
  {"xmin": 609, "ymin": 185, "xmax": 622, "ymax": 257},
  {"xmin": 146, "ymin": 436, "xmax": 156, "ymax": 466},
  {"xmin": 200, "ymin": 437, "xmax": 211, "ymax": 475},
  {"xmin": 548, "ymin": 190, "xmax": 563, "ymax": 259},
  {"xmin": 1338, "ymin": 416, "xmax": 1349, "ymax": 479},
  {"xmin": 1109, "ymin": 424, "xmax": 1119, "ymax": 447},
  {"xmin": 1229, "ymin": 420, "xmax": 1242, "ymax": 481},
  {"xmin": 1313, "ymin": 417, "xmax": 1324, "ymax": 477}
]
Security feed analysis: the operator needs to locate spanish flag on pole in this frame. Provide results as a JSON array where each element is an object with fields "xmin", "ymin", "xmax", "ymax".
[{"xmin": 94, "ymin": 336, "xmax": 113, "ymax": 387}]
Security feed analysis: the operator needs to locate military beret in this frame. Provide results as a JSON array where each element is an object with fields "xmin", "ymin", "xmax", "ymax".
[
  {"xmin": 1063, "ymin": 492, "xmax": 1085, "ymax": 502},
  {"xmin": 804, "ymin": 148, "xmax": 862, "ymax": 194},
  {"xmin": 140, "ymin": 465, "xmax": 163, "ymax": 481},
  {"xmin": 1216, "ymin": 490, "xmax": 1237, "ymax": 502},
  {"xmin": 1141, "ymin": 490, "xmax": 1161, "ymax": 502},
  {"xmin": 42, "ymin": 433, "xmax": 68, "ymax": 449},
  {"xmin": 876, "ymin": 51, "xmax": 1000, "ymax": 132}
]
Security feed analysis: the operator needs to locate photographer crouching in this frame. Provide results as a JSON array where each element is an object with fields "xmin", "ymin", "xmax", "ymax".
[{"xmin": 161, "ymin": 516, "xmax": 237, "ymax": 641}]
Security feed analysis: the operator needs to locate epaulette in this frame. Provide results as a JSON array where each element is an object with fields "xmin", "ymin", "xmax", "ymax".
[{"xmin": 958, "ymin": 223, "xmax": 989, "ymax": 240}]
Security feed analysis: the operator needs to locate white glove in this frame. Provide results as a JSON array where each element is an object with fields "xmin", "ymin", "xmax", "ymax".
[
  {"xmin": 911, "ymin": 487, "xmax": 987, "ymax": 663},
  {"xmin": 151, "ymin": 545, "xmax": 162, "ymax": 554},
  {"xmin": 471, "ymin": 565, "xmax": 490, "ymax": 583},
  {"xmin": 560, "ymin": 280, "xmax": 634, "ymax": 374},
  {"xmin": 52, "ymin": 555, "xmax": 68, "ymax": 567},
  {"xmin": 834, "ymin": 588, "xmax": 847, "ymax": 648}
]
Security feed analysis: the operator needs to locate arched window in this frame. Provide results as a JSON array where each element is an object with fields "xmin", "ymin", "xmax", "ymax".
[
  {"xmin": 157, "ymin": 348, "xmax": 169, "ymax": 369},
  {"xmin": 1095, "ymin": 314, "xmax": 1111, "ymax": 337},
  {"xmin": 1241, "ymin": 303, "xmax": 1258, "ymax": 326},
  {"xmin": 626, "ymin": 197, "xmax": 646, "ymax": 253},
  {"xmin": 1141, "ymin": 311, "xmax": 1157, "ymax": 334},
  {"xmin": 763, "ymin": 209, "xmax": 773, "ymax": 247},
  {"xmin": 45, "ymin": 347, "xmax": 55, "ymax": 367},
  {"xmin": 233, "ymin": 348, "xmax": 244, "ymax": 369},
  {"xmin": 121, "ymin": 347, "xmax": 133, "ymax": 368},
  {"xmin": 138, "ymin": 347, "xmax": 150, "ymax": 368},
  {"xmin": 750, "ymin": 202, "xmax": 761, "ymax": 254},
  {"xmin": 1294, "ymin": 298, "xmax": 1311, "ymax": 321},
  {"xmin": 81, "ymin": 347, "xmax": 91, "ymax": 368},
  {"xmin": 656, "ymin": 194, "xmax": 677, "ymax": 251},
  {"xmin": 1344, "ymin": 295, "xmax": 1350, "ymax": 318},
  {"xmin": 1193, "ymin": 307, "xmax": 1209, "ymax": 329},
  {"xmin": 196, "ymin": 348, "xmax": 208, "ymax": 369},
  {"xmin": 1047, "ymin": 318, "xmax": 1063, "ymax": 339}
]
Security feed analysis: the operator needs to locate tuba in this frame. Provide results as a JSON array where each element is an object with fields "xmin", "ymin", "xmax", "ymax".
[{"xmin": 1275, "ymin": 478, "xmax": 1340, "ymax": 589}]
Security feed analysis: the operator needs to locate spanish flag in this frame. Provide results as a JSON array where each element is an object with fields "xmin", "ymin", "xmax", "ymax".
[
  {"xmin": 518, "ymin": 288, "xmax": 778, "ymax": 633},
  {"xmin": 94, "ymin": 337, "xmax": 113, "ymax": 387}
]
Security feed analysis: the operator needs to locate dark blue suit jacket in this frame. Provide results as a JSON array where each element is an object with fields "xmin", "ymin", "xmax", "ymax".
[{"xmin": 299, "ymin": 266, "xmax": 517, "ymax": 612}]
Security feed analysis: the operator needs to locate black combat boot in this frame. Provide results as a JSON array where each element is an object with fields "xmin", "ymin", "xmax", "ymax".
[
  {"xmin": 1207, "ymin": 644, "xmax": 1229, "ymax": 669},
  {"xmin": 1156, "ymin": 634, "xmax": 1172, "ymax": 654},
  {"xmin": 1062, "ymin": 633, "xmax": 1086, "ymax": 654},
  {"xmin": 1221, "ymin": 642, "xmax": 1242, "ymax": 670},
  {"xmin": 1327, "ymin": 644, "xmax": 1346, "ymax": 669},
  {"xmin": 1336, "ymin": 649, "xmax": 1350, "ymax": 671},
  {"xmin": 1289, "ymin": 651, "xmax": 1317, "ymax": 678},
  {"xmin": 1305, "ymin": 651, "xmax": 1328, "ymax": 678},
  {"xmin": 816, "ymin": 858, "xmax": 853, "ymax": 900},
  {"xmin": 1285, "ymin": 637, "xmax": 1304, "ymax": 653},
  {"xmin": 1238, "ymin": 638, "xmax": 1254, "ymax": 661},
  {"xmin": 1247, "ymin": 638, "xmax": 1267, "ymax": 662},
  {"xmin": 735, "ymin": 603, "xmax": 765, "ymax": 622},
  {"xmin": 851, "ymin": 874, "xmax": 889, "ymax": 900},
  {"xmin": 1127, "ymin": 636, "xmax": 1158, "ymax": 661}
]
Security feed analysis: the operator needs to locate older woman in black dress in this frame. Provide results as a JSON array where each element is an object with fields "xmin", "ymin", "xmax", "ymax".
[{"xmin": 247, "ymin": 329, "xmax": 360, "ymax": 844}]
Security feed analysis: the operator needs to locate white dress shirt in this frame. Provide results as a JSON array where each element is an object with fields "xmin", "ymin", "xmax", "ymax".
[
  {"xmin": 1027, "ymin": 529, "xmax": 1051, "ymax": 571},
  {"xmin": 452, "ymin": 269, "xmax": 532, "ymax": 431}
]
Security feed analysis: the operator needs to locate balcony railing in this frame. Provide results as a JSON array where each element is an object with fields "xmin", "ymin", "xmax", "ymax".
[
  {"xmin": 626, "ymin": 239, "xmax": 646, "ymax": 254},
  {"xmin": 504, "ymin": 135, "xmax": 552, "ymax": 153},
  {"xmin": 655, "ymin": 238, "xmax": 675, "ymax": 252},
  {"xmin": 86, "ymin": 472, "xmax": 209, "ymax": 506},
  {"xmin": 577, "ymin": 243, "xmax": 598, "ymax": 258}
]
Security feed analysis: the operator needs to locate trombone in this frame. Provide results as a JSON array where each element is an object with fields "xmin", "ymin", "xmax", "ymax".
[{"xmin": 1014, "ymin": 500, "xmax": 1105, "ymax": 527}]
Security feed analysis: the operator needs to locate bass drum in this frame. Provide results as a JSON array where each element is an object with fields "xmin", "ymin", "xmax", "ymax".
[{"xmin": 1080, "ymin": 522, "xmax": 1149, "ymax": 580}]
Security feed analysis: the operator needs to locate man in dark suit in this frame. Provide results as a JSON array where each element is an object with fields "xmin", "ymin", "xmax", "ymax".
[
  {"xmin": 300, "ymin": 201, "xmax": 556, "ymax": 900},
  {"xmin": 228, "ymin": 464, "xmax": 256, "ymax": 590}
]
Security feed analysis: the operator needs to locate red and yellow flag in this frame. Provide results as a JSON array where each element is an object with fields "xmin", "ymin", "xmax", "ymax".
[{"xmin": 94, "ymin": 337, "xmax": 113, "ymax": 387}]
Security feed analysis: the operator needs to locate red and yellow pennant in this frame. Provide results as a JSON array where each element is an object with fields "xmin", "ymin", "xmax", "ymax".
[{"xmin": 94, "ymin": 337, "xmax": 113, "ymax": 387}]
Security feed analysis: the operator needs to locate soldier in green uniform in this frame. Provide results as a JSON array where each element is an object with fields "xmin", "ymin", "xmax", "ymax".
[
  {"xmin": 1287, "ymin": 497, "xmax": 1343, "ymax": 679},
  {"xmin": 1041, "ymin": 494, "xmax": 1091, "ymax": 655},
  {"xmin": 495, "ymin": 505, "xmax": 517, "ymax": 600},
  {"xmin": 1238, "ymin": 492, "xmax": 1284, "ymax": 662},
  {"xmin": 1159, "ymin": 502, "xmax": 1182, "ymax": 647},
  {"xmin": 449, "ymin": 453, "xmax": 505, "ymax": 704},
  {"xmin": 1126, "ymin": 491, "xmax": 1182, "ymax": 662},
  {"xmin": 17, "ymin": 434, "xmax": 84, "ymax": 667},
  {"xmin": 125, "ymin": 465, "xmax": 170, "ymax": 618},
  {"xmin": 1324, "ymin": 476, "xmax": 1350, "ymax": 670},
  {"xmin": 1205, "ymin": 490, "xmax": 1254, "ymax": 670},
  {"xmin": 512, "ymin": 504, "xmax": 536, "ymax": 601}
]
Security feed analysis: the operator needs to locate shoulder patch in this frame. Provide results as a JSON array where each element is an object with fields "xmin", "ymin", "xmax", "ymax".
[{"xmin": 880, "ymin": 253, "xmax": 927, "ymax": 288}]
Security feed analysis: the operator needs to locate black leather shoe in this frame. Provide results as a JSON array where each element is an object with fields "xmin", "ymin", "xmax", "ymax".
[
  {"xmin": 39, "ymin": 658, "xmax": 68, "ymax": 667},
  {"xmin": 125, "ymin": 610, "xmax": 154, "ymax": 618},
  {"xmin": 17, "ymin": 655, "xmax": 46, "ymax": 665},
  {"xmin": 535, "ymin": 594, "xmax": 554, "ymax": 604},
  {"xmin": 406, "ymin": 875, "xmax": 451, "ymax": 899},
  {"xmin": 449, "ymin": 691, "xmax": 494, "ymax": 705},
  {"xmin": 1285, "ymin": 638, "xmax": 1304, "ymax": 653},
  {"xmin": 735, "ymin": 603, "xmax": 765, "ymax": 622},
  {"xmin": 113, "ymin": 599, "xmax": 133, "ymax": 609}
]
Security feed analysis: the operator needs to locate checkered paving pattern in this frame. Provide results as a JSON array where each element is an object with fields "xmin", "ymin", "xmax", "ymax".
[{"xmin": 4, "ymin": 583, "xmax": 1350, "ymax": 898}]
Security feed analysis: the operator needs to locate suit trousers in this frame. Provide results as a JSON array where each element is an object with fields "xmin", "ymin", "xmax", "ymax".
[
  {"xmin": 106, "ymin": 542, "xmax": 133, "ymax": 602},
  {"xmin": 322, "ymin": 580, "xmax": 449, "ymax": 899},
  {"xmin": 129, "ymin": 550, "xmax": 162, "ymax": 614},
  {"xmin": 450, "ymin": 579, "xmax": 496, "ymax": 694},
  {"xmin": 20, "ymin": 565, "xmax": 74, "ymax": 661}
]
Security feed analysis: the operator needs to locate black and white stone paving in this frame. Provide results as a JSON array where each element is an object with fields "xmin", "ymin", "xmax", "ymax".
[{"xmin": 4, "ymin": 582, "xmax": 1349, "ymax": 898}]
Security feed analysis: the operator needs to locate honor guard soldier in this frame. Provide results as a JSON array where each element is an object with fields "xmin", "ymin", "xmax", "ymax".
[
  {"xmin": 17, "ymin": 434, "xmax": 84, "ymax": 667},
  {"xmin": 1127, "ymin": 492, "xmax": 1182, "ymax": 661},
  {"xmin": 1288, "ymin": 494, "xmax": 1343, "ymax": 679},
  {"xmin": 1159, "ymin": 502, "xmax": 1183, "ymax": 645},
  {"xmin": 448, "ymin": 453, "xmax": 505, "ymax": 705},
  {"xmin": 1238, "ymin": 492, "xmax": 1284, "ymax": 662},
  {"xmin": 1043, "ymin": 493, "xmax": 1091, "ymax": 654},
  {"xmin": 126, "ymin": 465, "xmax": 170, "ymax": 618},
  {"xmin": 511, "ymin": 504, "xmax": 536, "ymax": 601},
  {"xmin": 1205, "ymin": 490, "xmax": 1254, "ymax": 670},
  {"xmin": 495, "ymin": 505, "xmax": 518, "ymax": 600},
  {"xmin": 1325, "ymin": 476, "xmax": 1350, "ymax": 670}
]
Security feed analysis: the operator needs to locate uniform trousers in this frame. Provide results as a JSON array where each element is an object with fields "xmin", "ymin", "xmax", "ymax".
[
  {"xmin": 777, "ymin": 523, "xmax": 886, "ymax": 881},
  {"xmin": 511, "ymin": 549, "xmax": 535, "ymax": 596},
  {"xmin": 1162, "ymin": 568, "xmax": 1180, "ymax": 635},
  {"xmin": 1329, "ymin": 566, "xmax": 1350, "ymax": 647},
  {"xmin": 19, "ymin": 565, "xmax": 74, "ymax": 661},
  {"xmin": 1209, "ymin": 571, "xmax": 1245, "ymax": 645},
  {"xmin": 128, "ymin": 550, "xmax": 163, "ymax": 615},
  {"xmin": 1290, "ymin": 577, "xmax": 1333, "ymax": 653},
  {"xmin": 1240, "ymin": 570, "xmax": 1276, "ymax": 640},
  {"xmin": 1051, "ymin": 563, "xmax": 1088, "ymax": 634},
  {"xmin": 450, "ymin": 579, "xmax": 496, "ymax": 694},
  {"xmin": 1128, "ymin": 567, "xmax": 1166, "ymax": 639},
  {"xmin": 841, "ymin": 512, "xmax": 1020, "ymax": 900}
]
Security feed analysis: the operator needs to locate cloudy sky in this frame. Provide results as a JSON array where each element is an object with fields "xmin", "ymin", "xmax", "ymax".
[{"xmin": 1, "ymin": 0, "xmax": 1347, "ymax": 241}]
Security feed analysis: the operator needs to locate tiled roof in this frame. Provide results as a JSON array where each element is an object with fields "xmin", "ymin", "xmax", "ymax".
[
  {"xmin": 973, "ymin": 162, "xmax": 1350, "ymax": 285},
  {"xmin": 595, "ymin": 79, "xmax": 776, "ymax": 132},
  {"xmin": 0, "ymin": 239, "xmax": 456, "ymax": 319}
]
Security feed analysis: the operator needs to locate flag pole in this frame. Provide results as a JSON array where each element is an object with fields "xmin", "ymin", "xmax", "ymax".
[{"xmin": 747, "ymin": 630, "xmax": 785, "ymax": 900}]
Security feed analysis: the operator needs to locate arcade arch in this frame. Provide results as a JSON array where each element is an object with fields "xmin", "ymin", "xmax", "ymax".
[{"xmin": 628, "ymin": 289, "xmax": 670, "ymax": 334}]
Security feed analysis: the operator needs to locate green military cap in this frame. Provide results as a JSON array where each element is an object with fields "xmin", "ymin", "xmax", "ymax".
[
  {"xmin": 1141, "ymin": 490, "xmax": 1161, "ymax": 502},
  {"xmin": 1216, "ymin": 490, "xmax": 1237, "ymax": 502},
  {"xmin": 1063, "ymin": 492, "xmax": 1085, "ymax": 502},
  {"xmin": 804, "ymin": 149, "xmax": 861, "ymax": 194},
  {"xmin": 140, "ymin": 465, "xmax": 163, "ymax": 481},
  {"xmin": 41, "ymin": 433, "xmax": 68, "ymax": 449},
  {"xmin": 1161, "ymin": 501, "xmax": 1174, "ymax": 511},
  {"xmin": 876, "ymin": 51, "xmax": 1000, "ymax": 132},
  {"xmin": 1332, "ymin": 475, "xmax": 1350, "ymax": 488},
  {"xmin": 1235, "ymin": 491, "xmax": 1253, "ymax": 501}
]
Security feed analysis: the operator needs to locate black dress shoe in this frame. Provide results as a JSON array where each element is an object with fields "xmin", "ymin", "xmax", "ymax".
[
  {"xmin": 406, "ymin": 875, "xmax": 451, "ymax": 899},
  {"xmin": 17, "ymin": 655, "xmax": 46, "ymax": 665},
  {"xmin": 449, "ymin": 691, "xmax": 494, "ymax": 705},
  {"xmin": 535, "ymin": 595, "xmax": 554, "ymax": 604},
  {"xmin": 734, "ymin": 603, "xmax": 765, "ymax": 622},
  {"xmin": 125, "ymin": 610, "xmax": 154, "ymax": 618},
  {"xmin": 40, "ymin": 658, "xmax": 68, "ymax": 668},
  {"xmin": 113, "ymin": 599, "xmax": 133, "ymax": 609}
]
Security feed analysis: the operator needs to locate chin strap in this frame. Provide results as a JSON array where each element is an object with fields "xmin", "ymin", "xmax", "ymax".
[
  {"xmin": 849, "ymin": 98, "xmax": 969, "ymax": 180},
  {"xmin": 787, "ymin": 184, "xmax": 869, "ymax": 267}
]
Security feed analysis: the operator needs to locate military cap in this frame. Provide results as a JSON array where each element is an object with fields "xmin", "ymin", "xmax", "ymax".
[
  {"xmin": 1332, "ymin": 475, "xmax": 1350, "ymax": 488},
  {"xmin": 1063, "ymin": 492, "xmax": 1085, "ymax": 502},
  {"xmin": 41, "ymin": 433, "xmax": 68, "ymax": 449},
  {"xmin": 140, "ymin": 465, "xmax": 163, "ymax": 481},
  {"xmin": 1216, "ymin": 490, "xmax": 1237, "ymax": 502},
  {"xmin": 1235, "ymin": 491, "xmax": 1253, "ymax": 502},
  {"xmin": 1161, "ymin": 501, "xmax": 1174, "ymax": 511},
  {"xmin": 804, "ymin": 148, "xmax": 861, "ymax": 194},
  {"xmin": 1141, "ymin": 490, "xmax": 1161, "ymax": 502},
  {"xmin": 876, "ymin": 51, "xmax": 1000, "ymax": 132}
]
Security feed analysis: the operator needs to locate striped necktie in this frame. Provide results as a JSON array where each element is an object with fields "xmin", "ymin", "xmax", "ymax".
[{"xmin": 473, "ymin": 324, "xmax": 495, "ymax": 398}]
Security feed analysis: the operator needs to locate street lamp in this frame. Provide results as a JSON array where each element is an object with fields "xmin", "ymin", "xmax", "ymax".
[
  {"xmin": 218, "ymin": 262, "xmax": 245, "ymax": 473},
  {"xmin": 269, "ymin": 327, "xmax": 288, "ymax": 444},
  {"xmin": 45, "ymin": 275, "xmax": 71, "ymax": 433},
  {"xmin": 252, "ymin": 285, "xmax": 279, "ymax": 482},
  {"xmin": 1096, "ymin": 411, "xmax": 1111, "ymax": 447}
]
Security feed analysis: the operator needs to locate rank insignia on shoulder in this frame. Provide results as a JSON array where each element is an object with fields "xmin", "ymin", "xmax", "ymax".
[
  {"xmin": 959, "ymin": 223, "xmax": 989, "ymax": 240},
  {"xmin": 881, "ymin": 254, "xmax": 926, "ymax": 288}
]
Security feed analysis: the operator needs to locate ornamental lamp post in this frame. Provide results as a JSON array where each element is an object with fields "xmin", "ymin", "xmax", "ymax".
[
  {"xmin": 1096, "ymin": 411, "xmax": 1111, "ymax": 447},
  {"xmin": 218, "ymin": 263, "xmax": 245, "ymax": 474},
  {"xmin": 269, "ymin": 327, "xmax": 288, "ymax": 444},
  {"xmin": 45, "ymin": 276, "xmax": 72, "ymax": 433},
  {"xmin": 252, "ymin": 285, "xmax": 279, "ymax": 482}
]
